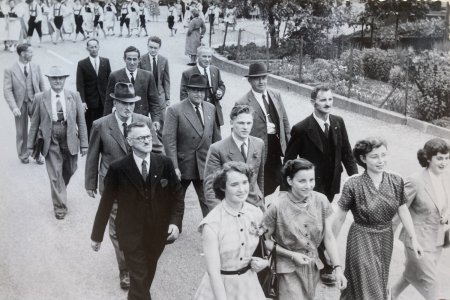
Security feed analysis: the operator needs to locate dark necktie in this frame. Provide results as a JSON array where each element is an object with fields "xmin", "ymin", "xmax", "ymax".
[
  {"xmin": 24, "ymin": 65, "xmax": 28, "ymax": 77},
  {"xmin": 142, "ymin": 160, "xmax": 148, "ymax": 181},
  {"xmin": 240, "ymin": 142, "xmax": 247, "ymax": 161},
  {"xmin": 122, "ymin": 122, "xmax": 128, "ymax": 138},
  {"xmin": 262, "ymin": 94, "xmax": 273, "ymax": 123},
  {"xmin": 203, "ymin": 67, "xmax": 210, "ymax": 101},
  {"xmin": 152, "ymin": 57, "xmax": 158, "ymax": 84},
  {"xmin": 195, "ymin": 105, "xmax": 204, "ymax": 127},
  {"xmin": 324, "ymin": 123, "xmax": 330, "ymax": 136},
  {"xmin": 130, "ymin": 72, "xmax": 135, "ymax": 85},
  {"xmin": 56, "ymin": 94, "xmax": 64, "ymax": 121}
]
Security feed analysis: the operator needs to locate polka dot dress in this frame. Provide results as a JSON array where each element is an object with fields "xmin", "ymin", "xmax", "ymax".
[{"xmin": 338, "ymin": 172, "xmax": 406, "ymax": 300}]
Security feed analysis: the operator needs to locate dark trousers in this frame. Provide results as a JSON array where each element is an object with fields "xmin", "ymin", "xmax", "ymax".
[
  {"xmin": 180, "ymin": 179, "xmax": 208, "ymax": 217},
  {"xmin": 124, "ymin": 243, "xmax": 164, "ymax": 300},
  {"xmin": 74, "ymin": 15, "xmax": 84, "ymax": 34},
  {"xmin": 27, "ymin": 17, "xmax": 42, "ymax": 37},
  {"xmin": 120, "ymin": 14, "xmax": 130, "ymax": 28},
  {"xmin": 85, "ymin": 104, "xmax": 104, "ymax": 139},
  {"xmin": 264, "ymin": 134, "xmax": 282, "ymax": 196}
]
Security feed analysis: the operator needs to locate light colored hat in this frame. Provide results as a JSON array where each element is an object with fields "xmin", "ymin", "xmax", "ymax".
[{"xmin": 45, "ymin": 66, "xmax": 70, "ymax": 78}]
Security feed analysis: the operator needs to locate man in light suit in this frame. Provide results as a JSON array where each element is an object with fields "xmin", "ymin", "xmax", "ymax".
[
  {"xmin": 76, "ymin": 38, "xmax": 112, "ymax": 138},
  {"xmin": 91, "ymin": 122, "xmax": 184, "ymax": 300},
  {"xmin": 204, "ymin": 104, "xmax": 265, "ymax": 211},
  {"xmin": 180, "ymin": 46, "xmax": 225, "ymax": 128},
  {"xmin": 85, "ymin": 82, "xmax": 155, "ymax": 290},
  {"xmin": 236, "ymin": 62, "xmax": 290, "ymax": 196},
  {"xmin": 163, "ymin": 74, "xmax": 221, "ymax": 217},
  {"xmin": 4, "ymin": 43, "xmax": 45, "ymax": 164},
  {"xmin": 27, "ymin": 66, "xmax": 88, "ymax": 220},
  {"xmin": 103, "ymin": 46, "xmax": 161, "ymax": 132}
]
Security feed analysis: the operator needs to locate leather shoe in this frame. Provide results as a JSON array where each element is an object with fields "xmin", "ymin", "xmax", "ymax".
[
  {"xmin": 55, "ymin": 214, "xmax": 66, "ymax": 220},
  {"xmin": 35, "ymin": 157, "xmax": 44, "ymax": 165},
  {"xmin": 20, "ymin": 158, "xmax": 30, "ymax": 164},
  {"xmin": 320, "ymin": 272, "xmax": 336, "ymax": 286},
  {"xmin": 120, "ymin": 270, "xmax": 130, "ymax": 289}
]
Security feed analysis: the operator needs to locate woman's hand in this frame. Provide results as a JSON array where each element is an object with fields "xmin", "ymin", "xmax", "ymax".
[
  {"xmin": 411, "ymin": 238, "xmax": 423, "ymax": 259},
  {"xmin": 334, "ymin": 267, "xmax": 347, "ymax": 290},
  {"xmin": 250, "ymin": 257, "xmax": 268, "ymax": 273},
  {"xmin": 291, "ymin": 252, "xmax": 312, "ymax": 266}
]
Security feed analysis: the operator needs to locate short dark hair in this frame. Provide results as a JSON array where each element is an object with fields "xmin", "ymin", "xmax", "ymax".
[
  {"xmin": 353, "ymin": 137, "xmax": 387, "ymax": 169},
  {"xmin": 230, "ymin": 104, "xmax": 254, "ymax": 120},
  {"xmin": 311, "ymin": 85, "xmax": 331, "ymax": 100},
  {"xmin": 16, "ymin": 43, "xmax": 32, "ymax": 55},
  {"xmin": 86, "ymin": 38, "xmax": 99, "ymax": 47},
  {"xmin": 123, "ymin": 46, "xmax": 140, "ymax": 59},
  {"xmin": 147, "ymin": 36, "xmax": 162, "ymax": 47},
  {"xmin": 126, "ymin": 122, "xmax": 148, "ymax": 136},
  {"xmin": 417, "ymin": 138, "xmax": 449, "ymax": 168},
  {"xmin": 281, "ymin": 159, "xmax": 315, "ymax": 190},
  {"xmin": 212, "ymin": 161, "xmax": 253, "ymax": 200}
]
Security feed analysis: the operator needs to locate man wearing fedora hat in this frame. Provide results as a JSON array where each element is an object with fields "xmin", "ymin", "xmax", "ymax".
[
  {"xmin": 163, "ymin": 73, "xmax": 221, "ymax": 217},
  {"xmin": 85, "ymin": 82, "xmax": 157, "ymax": 289},
  {"xmin": 236, "ymin": 62, "xmax": 291, "ymax": 197},
  {"xmin": 27, "ymin": 66, "xmax": 88, "ymax": 220}
]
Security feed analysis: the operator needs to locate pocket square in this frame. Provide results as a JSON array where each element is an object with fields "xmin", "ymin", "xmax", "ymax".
[{"xmin": 160, "ymin": 179, "xmax": 168, "ymax": 188}]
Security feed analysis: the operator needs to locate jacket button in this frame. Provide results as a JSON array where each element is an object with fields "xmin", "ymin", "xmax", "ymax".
[{"xmin": 240, "ymin": 228, "xmax": 243, "ymax": 232}]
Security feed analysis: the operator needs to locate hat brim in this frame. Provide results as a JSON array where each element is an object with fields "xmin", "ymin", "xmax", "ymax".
[
  {"xmin": 45, "ymin": 74, "xmax": 70, "ymax": 78},
  {"xmin": 244, "ymin": 72, "xmax": 270, "ymax": 78},
  {"xmin": 109, "ymin": 93, "xmax": 141, "ymax": 102},
  {"xmin": 184, "ymin": 84, "xmax": 209, "ymax": 89}
]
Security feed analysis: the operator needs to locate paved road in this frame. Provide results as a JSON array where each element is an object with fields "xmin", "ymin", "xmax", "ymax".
[{"xmin": 0, "ymin": 19, "xmax": 449, "ymax": 300}]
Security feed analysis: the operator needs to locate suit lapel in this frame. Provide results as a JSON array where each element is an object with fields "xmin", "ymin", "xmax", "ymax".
[
  {"xmin": 107, "ymin": 114, "xmax": 128, "ymax": 154},
  {"xmin": 64, "ymin": 90, "xmax": 73, "ymax": 120},
  {"xmin": 306, "ymin": 115, "xmax": 323, "ymax": 153},
  {"xmin": 122, "ymin": 154, "xmax": 145, "ymax": 197},
  {"xmin": 43, "ymin": 90, "xmax": 53, "ymax": 119},
  {"xmin": 329, "ymin": 116, "xmax": 340, "ymax": 161},
  {"xmin": 422, "ymin": 170, "xmax": 441, "ymax": 214},
  {"xmin": 149, "ymin": 153, "xmax": 164, "ymax": 198},
  {"xmin": 247, "ymin": 91, "xmax": 266, "ymax": 123},
  {"xmin": 157, "ymin": 55, "xmax": 164, "ymax": 80},
  {"xmin": 183, "ymin": 101, "xmax": 203, "ymax": 136},
  {"xmin": 197, "ymin": 103, "xmax": 214, "ymax": 146},
  {"xmin": 226, "ymin": 136, "xmax": 245, "ymax": 162},
  {"xmin": 85, "ymin": 57, "xmax": 97, "ymax": 77},
  {"xmin": 12, "ymin": 63, "xmax": 26, "ymax": 88}
]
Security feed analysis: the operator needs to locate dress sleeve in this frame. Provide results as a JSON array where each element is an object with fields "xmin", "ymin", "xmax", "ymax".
[
  {"xmin": 322, "ymin": 196, "xmax": 334, "ymax": 219},
  {"xmin": 338, "ymin": 179, "xmax": 355, "ymax": 211},
  {"xmin": 198, "ymin": 207, "xmax": 219, "ymax": 235},
  {"xmin": 261, "ymin": 201, "xmax": 277, "ymax": 232},
  {"xmin": 397, "ymin": 175, "xmax": 407, "ymax": 206}
]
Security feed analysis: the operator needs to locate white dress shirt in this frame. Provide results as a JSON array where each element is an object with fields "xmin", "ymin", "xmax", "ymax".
[
  {"xmin": 312, "ymin": 112, "xmax": 330, "ymax": 133},
  {"xmin": 115, "ymin": 112, "xmax": 132, "ymax": 136},
  {"xmin": 232, "ymin": 132, "xmax": 248, "ymax": 157},
  {"xmin": 133, "ymin": 152, "xmax": 150, "ymax": 177},
  {"xmin": 197, "ymin": 64, "xmax": 211, "ymax": 86},
  {"xmin": 51, "ymin": 90, "xmax": 67, "ymax": 121},
  {"xmin": 189, "ymin": 101, "xmax": 204, "ymax": 124},
  {"xmin": 17, "ymin": 61, "xmax": 30, "ymax": 77},
  {"xmin": 251, "ymin": 89, "xmax": 276, "ymax": 134},
  {"xmin": 126, "ymin": 69, "xmax": 138, "ymax": 83},
  {"xmin": 89, "ymin": 56, "xmax": 100, "ymax": 74}
]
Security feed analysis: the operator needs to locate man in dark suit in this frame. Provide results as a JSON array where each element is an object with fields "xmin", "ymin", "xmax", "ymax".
[
  {"xmin": 284, "ymin": 85, "xmax": 358, "ymax": 285},
  {"xmin": 163, "ymin": 74, "xmax": 221, "ymax": 217},
  {"xmin": 236, "ymin": 62, "xmax": 290, "ymax": 196},
  {"xmin": 27, "ymin": 66, "xmax": 88, "ymax": 220},
  {"xmin": 103, "ymin": 46, "xmax": 161, "ymax": 132},
  {"xmin": 76, "ymin": 38, "xmax": 111, "ymax": 138},
  {"xmin": 91, "ymin": 122, "xmax": 184, "ymax": 300},
  {"xmin": 85, "ymin": 82, "xmax": 155, "ymax": 290},
  {"xmin": 204, "ymin": 104, "xmax": 265, "ymax": 211},
  {"xmin": 180, "ymin": 46, "xmax": 225, "ymax": 128}
]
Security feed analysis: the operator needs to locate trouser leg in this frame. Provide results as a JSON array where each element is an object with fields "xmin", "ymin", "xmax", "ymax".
[
  {"xmin": 85, "ymin": 104, "xmax": 104, "ymax": 139},
  {"xmin": 14, "ymin": 102, "xmax": 29, "ymax": 160},
  {"xmin": 109, "ymin": 200, "xmax": 128, "ymax": 271},
  {"xmin": 264, "ymin": 134, "xmax": 282, "ymax": 196},
  {"xmin": 192, "ymin": 179, "xmax": 208, "ymax": 217}
]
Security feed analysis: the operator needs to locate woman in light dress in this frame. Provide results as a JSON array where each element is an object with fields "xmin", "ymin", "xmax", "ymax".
[
  {"xmin": 148, "ymin": 0, "xmax": 159, "ymax": 22},
  {"xmin": 194, "ymin": 161, "xmax": 267, "ymax": 300},
  {"xmin": 103, "ymin": 0, "xmax": 116, "ymax": 36},
  {"xmin": 224, "ymin": 5, "xmax": 236, "ymax": 31},
  {"xmin": 128, "ymin": 0, "xmax": 139, "ymax": 34},
  {"xmin": 83, "ymin": 0, "xmax": 94, "ymax": 37}
]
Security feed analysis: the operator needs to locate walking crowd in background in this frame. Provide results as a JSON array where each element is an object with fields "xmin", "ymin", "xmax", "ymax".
[{"xmin": 2, "ymin": 3, "xmax": 450, "ymax": 299}]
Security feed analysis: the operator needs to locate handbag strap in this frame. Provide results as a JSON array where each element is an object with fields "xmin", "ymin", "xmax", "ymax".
[{"xmin": 272, "ymin": 242, "xmax": 277, "ymax": 272}]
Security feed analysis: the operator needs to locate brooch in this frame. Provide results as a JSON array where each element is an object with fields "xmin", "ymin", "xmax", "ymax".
[{"xmin": 249, "ymin": 221, "xmax": 266, "ymax": 237}]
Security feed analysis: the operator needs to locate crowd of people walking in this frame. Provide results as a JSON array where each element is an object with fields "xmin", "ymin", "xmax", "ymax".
[{"xmin": 2, "ymin": 10, "xmax": 450, "ymax": 299}]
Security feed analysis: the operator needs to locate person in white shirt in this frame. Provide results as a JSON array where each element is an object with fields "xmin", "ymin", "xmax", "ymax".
[{"xmin": 26, "ymin": 0, "xmax": 43, "ymax": 45}]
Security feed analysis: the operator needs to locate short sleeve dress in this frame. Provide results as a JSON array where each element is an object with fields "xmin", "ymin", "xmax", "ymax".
[
  {"xmin": 262, "ymin": 191, "xmax": 333, "ymax": 300},
  {"xmin": 194, "ymin": 201, "xmax": 266, "ymax": 300},
  {"xmin": 338, "ymin": 172, "xmax": 407, "ymax": 300}
]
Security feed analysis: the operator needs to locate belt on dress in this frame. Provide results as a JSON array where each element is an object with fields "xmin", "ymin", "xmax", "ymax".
[{"xmin": 220, "ymin": 264, "xmax": 251, "ymax": 275}]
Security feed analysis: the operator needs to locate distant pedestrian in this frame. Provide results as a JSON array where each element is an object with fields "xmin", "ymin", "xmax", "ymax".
[
  {"xmin": 49, "ymin": 0, "xmax": 69, "ymax": 44},
  {"xmin": 93, "ymin": 0, "xmax": 107, "ymax": 38},
  {"xmin": 137, "ymin": 1, "xmax": 148, "ymax": 37},
  {"xmin": 167, "ymin": 2, "xmax": 176, "ymax": 36},
  {"xmin": 149, "ymin": 0, "xmax": 159, "ymax": 22},
  {"xmin": 27, "ymin": 66, "xmax": 88, "ymax": 220},
  {"xmin": 26, "ymin": 0, "xmax": 43, "ymax": 45},
  {"xmin": 185, "ymin": 9, "xmax": 205, "ymax": 65},
  {"xmin": 83, "ymin": 1, "xmax": 94, "ymax": 37},
  {"xmin": 103, "ymin": 0, "xmax": 116, "ymax": 36},
  {"xmin": 205, "ymin": 2, "xmax": 214, "ymax": 33},
  {"xmin": 119, "ymin": 0, "xmax": 131, "ymax": 37},
  {"xmin": 72, "ymin": 0, "xmax": 87, "ymax": 42}
]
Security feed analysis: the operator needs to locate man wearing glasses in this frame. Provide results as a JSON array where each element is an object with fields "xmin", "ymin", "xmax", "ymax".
[
  {"xmin": 91, "ymin": 121, "xmax": 184, "ymax": 300},
  {"xmin": 163, "ymin": 74, "xmax": 221, "ymax": 217},
  {"xmin": 85, "ymin": 82, "xmax": 155, "ymax": 290}
]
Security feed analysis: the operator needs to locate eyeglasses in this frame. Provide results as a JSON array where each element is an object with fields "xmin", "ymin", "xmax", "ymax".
[{"xmin": 132, "ymin": 135, "xmax": 152, "ymax": 143}]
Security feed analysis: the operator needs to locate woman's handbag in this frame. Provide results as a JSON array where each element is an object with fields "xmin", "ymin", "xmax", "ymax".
[
  {"xmin": 255, "ymin": 236, "xmax": 279, "ymax": 298},
  {"xmin": 444, "ymin": 229, "xmax": 450, "ymax": 248}
]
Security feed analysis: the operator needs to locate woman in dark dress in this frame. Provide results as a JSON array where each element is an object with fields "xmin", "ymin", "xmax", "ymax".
[{"xmin": 333, "ymin": 137, "xmax": 423, "ymax": 300}]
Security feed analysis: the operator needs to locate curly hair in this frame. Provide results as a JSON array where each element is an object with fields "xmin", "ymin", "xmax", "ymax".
[
  {"xmin": 281, "ymin": 159, "xmax": 314, "ymax": 190},
  {"xmin": 353, "ymin": 137, "xmax": 388, "ymax": 169},
  {"xmin": 417, "ymin": 138, "xmax": 449, "ymax": 168},
  {"xmin": 212, "ymin": 161, "xmax": 253, "ymax": 200}
]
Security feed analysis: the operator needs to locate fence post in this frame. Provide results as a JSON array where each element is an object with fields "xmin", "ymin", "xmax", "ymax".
[
  {"xmin": 222, "ymin": 22, "xmax": 229, "ymax": 53},
  {"xmin": 347, "ymin": 41, "xmax": 353, "ymax": 98},
  {"xmin": 236, "ymin": 28, "xmax": 243, "ymax": 63},
  {"xmin": 209, "ymin": 17, "xmax": 212, "ymax": 47},
  {"xmin": 404, "ymin": 58, "xmax": 409, "ymax": 116},
  {"xmin": 266, "ymin": 29, "xmax": 270, "ymax": 71},
  {"xmin": 298, "ymin": 37, "xmax": 303, "ymax": 82}
]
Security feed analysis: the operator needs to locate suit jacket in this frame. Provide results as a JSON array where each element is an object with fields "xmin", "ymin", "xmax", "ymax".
[
  {"xmin": 27, "ymin": 89, "xmax": 88, "ymax": 157},
  {"xmin": 204, "ymin": 135, "xmax": 265, "ymax": 210},
  {"xmin": 3, "ymin": 61, "xmax": 45, "ymax": 111},
  {"xmin": 139, "ymin": 54, "xmax": 170, "ymax": 106},
  {"xmin": 399, "ymin": 170, "xmax": 450, "ymax": 251},
  {"xmin": 76, "ymin": 57, "xmax": 111, "ymax": 109},
  {"xmin": 85, "ymin": 113, "xmax": 153, "ymax": 191},
  {"xmin": 284, "ymin": 114, "xmax": 358, "ymax": 195},
  {"xmin": 180, "ymin": 65, "xmax": 226, "ymax": 125},
  {"xmin": 91, "ymin": 153, "xmax": 185, "ymax": 252},
  {"xmin": 162, "ymin": 99, "xmax": 221, "ymax": 180},
  {"xmin": 236, "ymin": 89, "xmax": 290, "ymax": 158},
  {"xmin": 103, "ymin": 68, "xmax": 161, "ymax": 122}
]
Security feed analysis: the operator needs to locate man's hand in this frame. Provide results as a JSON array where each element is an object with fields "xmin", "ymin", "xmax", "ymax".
[
  {"xmin": 167, "ymin": 224, "xmax": 180, "ymax": 243},
  {"xmin": 215, "ymin": 89, "xmax": 223, "ymax": 99},
  {"xmin": 152, "ymin": 121, "xmax": 161, "ymax": 132},
  {"xmin": 82, "ymin": 103, "xmax": 88, "ymax": 111},
  {"xmin": 81, "ymin": 149, "xmax": 88, "ymax": 157},
  {"xmin": 12, "ymin": 108, "xmax": 21, "ymax": 117},
  {"xmin": 91, "ymin": 240, "xmax": 101, "ymax": 251},
  {"xmin": 175, "ymin": 168, "xmax": 182, "ymax": 181},
  {"xmin": 165, "ymin": 100, "xmax": 171, "ymax": 107},
  {"xmin": 86, "ymin": 189, "xmax": 97, "ymax": 198}
]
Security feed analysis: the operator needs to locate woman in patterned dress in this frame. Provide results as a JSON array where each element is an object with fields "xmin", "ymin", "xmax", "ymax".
[
  {"xmin": 194, "ymin": 161, "xmax": 267, "ymax": 300},
  {"xmin": 392, "ymin": 138, "xmax": 449, "ymax": 300},
  {"xmin": 333, "ymin": 137, "xmax": 423, "ymax": 300},
  {"xmin": 262, "ymin": 159, "xmax": 347, "ymax": 300}
]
